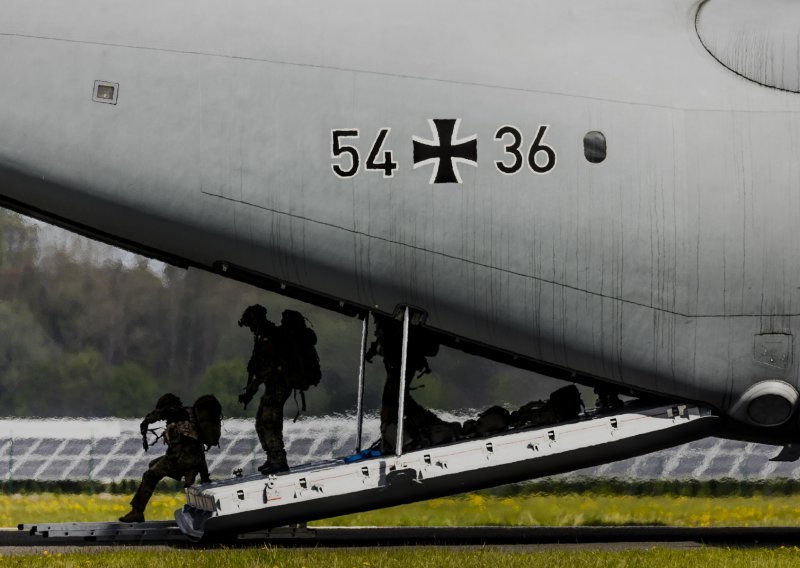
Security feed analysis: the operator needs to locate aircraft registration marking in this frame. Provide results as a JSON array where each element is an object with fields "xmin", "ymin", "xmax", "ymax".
[
  {"xmin": 494, "ymin": 124, "xmax": 556, "ymax": 176},
  {"xmin": 330, "ymin": 119, "xmax": 557, "ymax": 184}
]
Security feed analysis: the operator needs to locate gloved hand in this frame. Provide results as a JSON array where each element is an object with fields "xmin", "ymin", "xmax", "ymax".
[
  {"xmin": 141, "ymin": 435, "xmax": 149, "ymax": 452},
  {"xmin": 238, "ymin": 392, "xmax": 252, "ymax": 409}
]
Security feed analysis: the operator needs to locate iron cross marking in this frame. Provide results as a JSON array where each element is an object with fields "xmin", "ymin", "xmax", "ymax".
[{"xmin": 412, "ymin": 119, "xmax": 478, "ymax": 184}]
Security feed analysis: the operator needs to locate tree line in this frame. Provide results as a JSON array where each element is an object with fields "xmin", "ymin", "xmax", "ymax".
[{"xmin": 0, "ymin": 210, "xmax": 561, "ymax": 420}]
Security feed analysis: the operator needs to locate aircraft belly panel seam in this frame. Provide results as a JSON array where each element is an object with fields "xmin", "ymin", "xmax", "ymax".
[
  {"xmin": 0, "ymin": 31, "xmax": 797, "ymax": 114},
  {"xmin": 206, "ymin": 191, "xmax": 782, "ymax": 321}
]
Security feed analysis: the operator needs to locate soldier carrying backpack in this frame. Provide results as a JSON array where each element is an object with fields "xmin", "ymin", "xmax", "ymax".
[
  {"xmin": 237, "ymin": 305, "xmax": 323, "ymax": 475},
  {"xmin": 366, "ymin": 313, "xmax": 449, "ymax": 453},
  {"xmin": 119, "ymin": 393, "xmax": 221, "ymax": 523},
  {"xmin": 238, "ymin": 304, "xmax": 291, "ymax": 475}
]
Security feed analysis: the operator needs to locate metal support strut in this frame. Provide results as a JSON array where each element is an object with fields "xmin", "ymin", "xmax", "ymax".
[
  {"xmin": 355, "ymin": 312, "xmax": 370, "ymax": 453},
  {"xmin": 395, "ymin": 306, "xmax": 411, "ymax": 457}
]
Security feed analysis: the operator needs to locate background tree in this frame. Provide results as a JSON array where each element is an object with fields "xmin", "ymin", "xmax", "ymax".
[{"xmin": 0, "ymin": 210, "xmax": 573, "ymax": 418}]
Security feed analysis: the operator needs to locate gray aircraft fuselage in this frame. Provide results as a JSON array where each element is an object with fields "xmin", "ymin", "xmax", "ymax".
[{"xmin": 1, "ymin": 0, "xmax": 799, "ymax": 440}]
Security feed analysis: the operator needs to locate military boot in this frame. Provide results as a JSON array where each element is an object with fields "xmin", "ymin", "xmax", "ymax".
[
  {"xmin": 119, "ymin": 508, "xmax": 145, "ymax": 523},
  {"xmin": 258, "ymin": 456, "xmax": 289, "ymax": 475}
]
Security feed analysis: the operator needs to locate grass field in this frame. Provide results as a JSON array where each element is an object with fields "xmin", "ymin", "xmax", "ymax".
[
  {"xmin": 4, "ymin": 547, "xmax": 800, "ymax": 567},
  {"xmin": 4, "ymin": 486, "xmax": 800, "ymax": 566},
  {"xmin": 3, "ymin": 490, "xmax": 800, "ymax": 528}
]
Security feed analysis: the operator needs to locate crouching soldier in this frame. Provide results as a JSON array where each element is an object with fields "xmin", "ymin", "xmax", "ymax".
[{"xmin": 119, "ymin": 393, "xmax": 210, "ymax": 523}]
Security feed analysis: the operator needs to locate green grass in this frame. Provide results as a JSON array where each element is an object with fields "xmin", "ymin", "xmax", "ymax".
[
  {"xmin": 5, "ymin": 547, "xmax": 800, "ymax": 567},
  {"xmin": 3, "ymin": 489, "xmax": 800, "ymax": 528},
  {"xmin": 0, "ymin": 493, "xmax": 184, "ymax": 526},
  {"xmin": 319, "ymin": 492, "xmax": 800, "ymax": 527},
  {"xmin": 5, "ymin": 483, "xmax": 800, "ymax": 566}
]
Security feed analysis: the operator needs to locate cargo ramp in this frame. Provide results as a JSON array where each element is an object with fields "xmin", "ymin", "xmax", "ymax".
[{"xmin": 176, "ymin": 402, "xmax": 717, "ymax": 539}]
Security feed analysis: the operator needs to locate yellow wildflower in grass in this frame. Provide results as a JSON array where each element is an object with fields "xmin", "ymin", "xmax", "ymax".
[
  {"xmin": 0, "ymin": 492, "xmax": 187, "ymax": 525},
  {"xmin": 3, "ymin": 490, "xmax": 800, "ymax": 529},
  {"xmin": 468, "ymin": 493, "xmax": 486, "ymax": 508}
]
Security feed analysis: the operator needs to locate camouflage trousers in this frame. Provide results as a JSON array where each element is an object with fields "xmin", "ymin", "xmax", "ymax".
[
  {"xmin": 380, "ymin": 375, "xmax": 445, "ymax": 453},
  {"xmin": 255, "ymin": 380, "xmax": 293, "ymax": 465},
  {"xmin": 130, "ymin": 442, "xmax": 207, "ymax": 513}
]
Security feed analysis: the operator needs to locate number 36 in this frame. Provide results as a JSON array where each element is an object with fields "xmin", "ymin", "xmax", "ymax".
[{"xmin": 494, "ymin": 125, "xmax": 556, "ymax": 175}]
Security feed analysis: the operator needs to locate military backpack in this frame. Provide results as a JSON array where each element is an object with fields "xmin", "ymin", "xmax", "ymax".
[
  {"xmin": 475, "ymin": 405, "xmax": 510, "ymax": 436},
  {"xmin": 192, "ymin": 394, "xmax": 223, "ymax": 449},
  {"xmin": 280, "ymin": 310, "xmax": 322, "ymax": 391},
  {"xmin": 509, "ymin": 385, "xmax": 584, "ymax": 429},
  {"xmin": 548, "ymin": 384, "xmax": 584, "ymax": 421}
]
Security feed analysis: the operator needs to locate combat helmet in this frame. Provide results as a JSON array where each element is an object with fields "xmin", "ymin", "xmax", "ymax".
[
  {"xmin": 238, "ymin": 304, "xmax": 268, "ymax": 328},
  {"xmin": 155, "ymin": 392, "xmax": 183, "ymax": 410}
]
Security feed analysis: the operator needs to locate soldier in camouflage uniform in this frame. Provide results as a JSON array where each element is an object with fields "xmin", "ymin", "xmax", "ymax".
[
  {"xmin": 238, "ymin": 304, "xmax": 292, "ymax": 474},
  {"xmin": 366, "ymin": 314, "xmax": 450, "ymax": 453},
  {"xmin": 119, "ymin": 393, "xmax": 210, "ymax": 523}
]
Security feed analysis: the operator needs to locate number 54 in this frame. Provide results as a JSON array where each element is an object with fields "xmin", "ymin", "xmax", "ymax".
[{"xmin": 331, "ymin": 128, "xmax": 398, "ymax": 178}]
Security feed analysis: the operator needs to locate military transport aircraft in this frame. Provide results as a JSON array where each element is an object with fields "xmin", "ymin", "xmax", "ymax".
[{"xmin": 1, "ymin": 0, "xmax": 799, "ymax": 531}]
